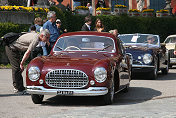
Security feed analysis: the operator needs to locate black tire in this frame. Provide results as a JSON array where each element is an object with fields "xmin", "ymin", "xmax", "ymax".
[
  {"xmin": 102, "ymin": 79, "xmax": 114, "ymax": 105},
  {"xmin": 31, "ymin": 94, "xmax": 44, "ymax": 104},
  {"xmin": 169, "ymin": 64, "xmax": 172, "ymax": 68},
  {"xmin": 150, "ymin": 60, "xmax": 158, "ymax": 80},
  {"xmin": 168, "ymin": 54, "xmax": 172, "ymax": 68},
  {"xmin": 123, "ymin": 83, "xmax": 130, "ymax": 93},
  {"xmin": 162, "ymin": 62, "xmax": 169, "ymax": 75},
  {"xmin": 162, "ymin": 54, "xmax": 170, "ymax": 74}
]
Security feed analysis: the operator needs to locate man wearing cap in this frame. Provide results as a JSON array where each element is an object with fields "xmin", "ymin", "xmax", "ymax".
[
  {"xmin": 43, "ymin": 11, "xmax": 59, "ymax": 53},
  {"xmin": 146, "ymin": 35, "xmax": 156, "ymax": 44},
  {"xmin": 56, "ymin": 19, "xmax": 67, "ymax": 35}
]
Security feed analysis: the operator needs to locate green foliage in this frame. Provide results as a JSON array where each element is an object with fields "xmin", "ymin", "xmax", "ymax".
[
  {"xmin": 0, "ymin": 23, "xmax": 30, "ymax": 37},
  {"xmin": 0, "ymin": 23, "xmax": 30, "ymax": 64},
  {"xmin": 1, "ymin": 8, "xmax": 176, "ymax": 64},
  {"xmin": 91, "ymin": 15, "xmax": 176, "ymax": 42},
  {"xmin": 48, "ymin": 7, "xmax": 176, "ymax": 42}
]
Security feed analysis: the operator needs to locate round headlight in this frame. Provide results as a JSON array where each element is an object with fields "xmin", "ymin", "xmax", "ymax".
[
  {"xmin": 94, "ymin": 67, "xmax": 107, "ymax": 83},
  {"xmin": 143, "ymin": 54, "xmax": 153, "ymax": 64},
  {"xmin": 28, "ymin": 66, "xmax": 40, "ymax": 81}
]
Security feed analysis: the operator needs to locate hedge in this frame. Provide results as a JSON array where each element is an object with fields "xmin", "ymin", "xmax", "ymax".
[
  {"xmin": 1, "ymin": 7, "xmax": 176, "ymax": 64},
  {"xmin": 0, "ymin": 23, "xmax": 30, "ymax": 37},
  {"xmin": 1, "ymin": 8, "xmax": 176, "ymax": 42},
  {"xmin": 47, "ymin": 7, "xmax": 176, "ymax": 42}
]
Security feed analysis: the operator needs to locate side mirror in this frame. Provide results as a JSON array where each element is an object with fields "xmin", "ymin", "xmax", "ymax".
[{"xmin": 160, "ymin": 43, "xmax": 166, "ymax": 46}]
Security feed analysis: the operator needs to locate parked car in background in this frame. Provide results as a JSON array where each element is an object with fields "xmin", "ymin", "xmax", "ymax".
[
  {"xmin": 26, "ymin": 32, "xmax": 131, "ymax": 105},
  {"xmin": 119, "ymin": 33, "xmax": 169, "ymax": 79},
  {"xmin": 163, "ymin": 35, "xmax": 176, "ymax": 68}
]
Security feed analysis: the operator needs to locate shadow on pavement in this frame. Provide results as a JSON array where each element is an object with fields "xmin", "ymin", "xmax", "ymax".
[
  {"xmin": 42, "ymin": 96, "xmax": 103, "ymax": 106},
  {"xmin": 113, "ymin": 87, "xmax": 161, "ymax": 105},
  {"xmin": 0, "ymin": 93, "xmax": 30, "ymax": 97},
  {"xmin": 157, "ymin": 72, "xmax": 176, "ymax": 80},
  {"xmin": 132, "ymin": 70, "xmax": 176, "ymax": 81},
  {"xmin": 41, "ymin": 87, "xmax": 161, "ymax": 106}
]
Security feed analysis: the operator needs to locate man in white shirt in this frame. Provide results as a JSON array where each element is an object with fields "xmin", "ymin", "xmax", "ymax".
[
  {"xmin": 136, "ymin": 0, "xmax": 145, "ymax": 12},
  {"xmin": 87, "ymin": 3, "xmax": 93, "ymax": 15}
]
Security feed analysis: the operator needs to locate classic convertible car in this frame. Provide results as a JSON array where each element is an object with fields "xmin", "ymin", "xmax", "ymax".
[
  {"xmin": 163, "ymin": 35, "xmax": 176, "ymax": 67},
  {"xmin": 119, "ymin": 34, "xmax": 169, "ymax": 79},
  {"xmin": 26, "ymin": 32, "xmax": 131, "ymax": 105}
]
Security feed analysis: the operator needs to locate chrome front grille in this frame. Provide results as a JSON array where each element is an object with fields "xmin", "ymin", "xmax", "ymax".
[
  {"xmin": 169, "ymin": 49, "xmax": 176, "ymax": 58},
  {"xmin": 45, "ymin": 69, "xmax": 88, "ymax": 88},
  {"xmin": 126, "ymin": 53, "xmax": 143, "ymax": 65},
  {"xmin": 133, "ymin": 60, "xmax": 143, "ymax": 65}
]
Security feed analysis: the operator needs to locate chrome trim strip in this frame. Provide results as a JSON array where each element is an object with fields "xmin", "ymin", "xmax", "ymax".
[
  {"xmin": 27, "ymin": 86, "xmax": 108, "ymax": 96},
  {"xmin": 170, "ymin": 58, "xmax": 176, "ymax": 63},
  {"xmin": 132, "ymin": 64, "xmax": 154, "ymax": 68}
]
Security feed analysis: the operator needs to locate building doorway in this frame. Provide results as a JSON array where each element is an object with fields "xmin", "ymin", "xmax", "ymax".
[{"xmin": 73, "ymin": 0, "xmax": 92, "ymax": 6}]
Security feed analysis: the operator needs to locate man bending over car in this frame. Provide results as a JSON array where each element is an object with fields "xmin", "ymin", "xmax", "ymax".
[{"xmin": 5, "ymin": 29, "xmax": 50, "ymax": 95}]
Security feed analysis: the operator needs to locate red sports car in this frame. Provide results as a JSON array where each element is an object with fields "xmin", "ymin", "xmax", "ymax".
[{"xmin": 26, "ymin": 31, "xmax": 131, "ymax": 105}]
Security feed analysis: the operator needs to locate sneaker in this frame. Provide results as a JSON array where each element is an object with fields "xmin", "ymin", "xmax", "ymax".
[
  {"xmin": 14, "ymin": 89, "xmax": 29, "ymax": 95},
  {"xmin": 21, "ymin": 90, "xmax": 29, "ymax": 95},
  {"xmin": 13, "ymin": 88, "xmax": 18, "ymax": 93}
]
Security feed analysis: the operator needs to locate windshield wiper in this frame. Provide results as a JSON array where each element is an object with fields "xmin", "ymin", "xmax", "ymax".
[
  {"xmin": 103, "ymin": 45, "xmax": 112, "ymax": 50},
  {"xmin": 97, "ymin": 45, "xmax": 112, "ymax": 51},
  {"xmin": 56, "ymin": 46, "xmax": 63, "ymax": 50}
]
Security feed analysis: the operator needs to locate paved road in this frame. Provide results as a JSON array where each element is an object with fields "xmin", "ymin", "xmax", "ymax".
[{"xmin": 0, "ymin": 68, "xmax": 176, "ymax": 118}]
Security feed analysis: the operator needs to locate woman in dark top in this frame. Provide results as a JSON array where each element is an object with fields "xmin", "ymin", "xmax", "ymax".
[{"xmin": 94, "ymin": 18, "xmax": 106, "ymax": 32}]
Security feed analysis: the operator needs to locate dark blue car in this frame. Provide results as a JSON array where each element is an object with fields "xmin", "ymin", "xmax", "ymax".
[{"xmin": 119, "ymin": 34, "xmax": 169, "ymax": 79}]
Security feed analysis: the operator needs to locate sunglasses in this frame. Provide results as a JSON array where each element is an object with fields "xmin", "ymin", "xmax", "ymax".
[{"xmin": 56, "ymin": 22, "xmax": 61, "ymax": 24}]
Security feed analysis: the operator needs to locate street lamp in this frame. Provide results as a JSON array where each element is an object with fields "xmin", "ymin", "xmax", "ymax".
[{"xmin": 164, "ymin": 0, "xmax": 173, "ymax": 16}]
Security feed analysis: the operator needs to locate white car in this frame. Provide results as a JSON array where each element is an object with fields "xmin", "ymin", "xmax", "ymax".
[{"xmin": 164, "ymin": 35, "xmax": 176, "ymax": 67}]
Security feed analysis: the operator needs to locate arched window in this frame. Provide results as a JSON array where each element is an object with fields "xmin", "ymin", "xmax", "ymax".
[
  {"xmin": 150, "ymin": 0, "xmax": 166, "ymax": 12},
  {"xmin": 73, "ymin": 0, "xmax": 91, "ymax": 6}
]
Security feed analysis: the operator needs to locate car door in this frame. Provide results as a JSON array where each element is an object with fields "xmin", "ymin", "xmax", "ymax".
[{"xmin": 117, "ymin": 38, "xmax": 130, "ymax": 89}]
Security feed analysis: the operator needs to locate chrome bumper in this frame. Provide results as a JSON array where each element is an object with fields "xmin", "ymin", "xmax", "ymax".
[
  {"xmin": 132, "ymin": 64, "xmax": 154, "ymax": 68},
  {"xmin": 27, "ymin": 86, "xmax": 108, "ymax": 96},
  {"xmin": 170, "ymin": 58, "xmax": 176, "ymax": 64}
]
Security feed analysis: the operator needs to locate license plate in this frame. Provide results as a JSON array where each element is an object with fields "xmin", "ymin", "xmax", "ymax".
[{"xmin": 57, "ymin": 91, "xmax": 73, "ymax": 95}]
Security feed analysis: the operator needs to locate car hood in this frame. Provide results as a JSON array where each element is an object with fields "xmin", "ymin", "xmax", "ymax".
[
  {"xmin": 166, "ymin": 43, "xmax": 176, "ymax": 50},
  {"xmin": 34, "ymin": 52, "xmax": 113, "ymax": 70},
  {"xmin": 124, "ymin": 44, "xmax": 154, "ymax": 61},
  {"xmin": 124, "ymin": 43, "xmax": 158, "ymax": 51}
]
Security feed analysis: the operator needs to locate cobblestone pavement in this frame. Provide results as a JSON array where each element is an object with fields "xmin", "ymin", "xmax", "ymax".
[
  {"xmin": 0, "ymin": 68, "xmax": 176, "ymax": 118},
  {"xmin": 39, "ymin": 98, "xmax": 176, "ymax": 118}
]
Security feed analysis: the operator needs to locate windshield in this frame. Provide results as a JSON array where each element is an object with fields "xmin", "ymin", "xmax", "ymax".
[
  {"xmin": 165, "ymin": 37, "xmax": 176, "ymax": 43},
  {"xmin": 119, "ymin": 34, "xmax": 159, "ymax": 46},
  {"xmin": 53, "ymin": 35, "xmax": 115, "ymax": 52}
]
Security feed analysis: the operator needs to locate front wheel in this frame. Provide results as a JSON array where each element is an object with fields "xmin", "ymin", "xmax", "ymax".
[
  {"xmin": 150, "ymin": 60, "xmax": 158, "ymax": 80},
  {"xmin": 123, "ymin": 83, "xmax": 130, "ymax": 93},
  {"xmin": 162, "ymin": 55, "xmax": 170, "ymax": 74},
  {"xmin": 102, "ymin": 79, "xmax": 114, "ymax": 105},
  {"xmin": 169, "ymin": 64, "xmax": 172, "ymax": 68},
  {"xmin": 162, "ymin": 63, "xmax": 169, "ymax": 75},
  {"xmin": 31, "ymin": 94, "xmax": 44, "ymax": 104}
]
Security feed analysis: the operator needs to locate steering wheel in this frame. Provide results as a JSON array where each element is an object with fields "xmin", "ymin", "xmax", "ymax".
[{"xmin": 64, "ymin": 46, "xmax": 81, "ymax": 51}]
